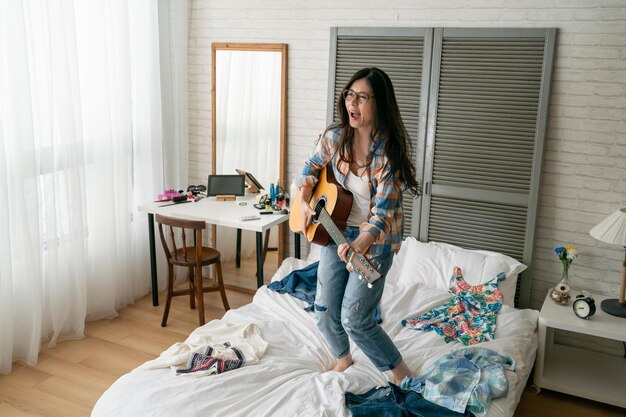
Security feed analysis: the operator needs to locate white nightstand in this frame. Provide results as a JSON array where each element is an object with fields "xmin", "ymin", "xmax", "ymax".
[{"xmin": 533, "ymin": 291, "xmax": 626, "ymax": 408}]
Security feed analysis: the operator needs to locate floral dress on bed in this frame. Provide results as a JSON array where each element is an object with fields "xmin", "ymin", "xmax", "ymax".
[{"xmin": 402, "ymin": 267, "xmax": 505, "ymax": 345}]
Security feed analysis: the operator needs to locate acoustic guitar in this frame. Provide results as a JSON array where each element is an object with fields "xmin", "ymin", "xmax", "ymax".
[{"xmin": 289, "ymin": 166, "xmax": 381, "ymax": 286}]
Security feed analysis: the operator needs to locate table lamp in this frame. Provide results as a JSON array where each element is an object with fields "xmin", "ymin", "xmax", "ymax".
[{"xmin": 589, "ymin": 208, "xmax": 626, "ymax": 318}]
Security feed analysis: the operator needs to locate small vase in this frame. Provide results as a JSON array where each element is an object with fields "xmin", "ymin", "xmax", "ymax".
[{"xmin": 550, "ymin": 267, "xmax": 571, "ymax": 305}]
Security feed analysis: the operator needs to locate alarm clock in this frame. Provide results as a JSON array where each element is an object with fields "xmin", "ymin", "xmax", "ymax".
[{"xmin": 572, "ymin": 292, "xmax": 596, "ymax": 319}]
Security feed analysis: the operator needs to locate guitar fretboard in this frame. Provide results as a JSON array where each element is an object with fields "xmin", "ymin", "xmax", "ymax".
[
  {"xmin": 317, "ymin": 209, "xmax": 349, "ymax": 247},
  {"xmin": 317, "ymin": 208, "xmax": 381, "ymax": 283}
]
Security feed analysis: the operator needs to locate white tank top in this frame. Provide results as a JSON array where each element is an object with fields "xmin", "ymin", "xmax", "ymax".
[{"xmin": 345, "ymin": 171, "xmax": 370, "ymax": 227}]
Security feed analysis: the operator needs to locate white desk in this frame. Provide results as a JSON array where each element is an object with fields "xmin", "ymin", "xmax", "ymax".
[
  {"xmin": 138, "ymin": 195, "xmax": 300, "ymax": 306},
  {"xmin": 533, "ymin": 291, "xmax": 626, "ymax": 408}
]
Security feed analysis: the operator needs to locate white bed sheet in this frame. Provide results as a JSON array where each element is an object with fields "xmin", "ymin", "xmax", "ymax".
[{"xmin": 92, "ymin": 257, "xmax": 538, "ymax": 417}]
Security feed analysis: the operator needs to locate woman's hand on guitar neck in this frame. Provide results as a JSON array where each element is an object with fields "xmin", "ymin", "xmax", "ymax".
[{"xmin": 337, "ymin": 232, "xmax": 375, "ymax": 263}]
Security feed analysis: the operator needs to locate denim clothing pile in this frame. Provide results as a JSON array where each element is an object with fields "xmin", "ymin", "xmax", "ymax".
[
  {"xmin": 345, "ymin": 383, "xmax": 474, "ymax": 417},
  {"xmin": 267, "ymin": 261, "xmax": 319, "ymax": 311}
]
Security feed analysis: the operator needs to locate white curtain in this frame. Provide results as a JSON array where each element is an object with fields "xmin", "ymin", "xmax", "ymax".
[
  {"xmin": 157, "ymin": 0, "xmax": 189, "ymax": 283},
  {"xmin": 0, "ymin": 0, "xmax": 168, "ymax": 374},
  {"xmin": 215, "ymin": 50, "xmax": 281, "ymax": 261},
  {"xmin": 158, "ymin": 0, "xmax": 188, "ymax": 189}
]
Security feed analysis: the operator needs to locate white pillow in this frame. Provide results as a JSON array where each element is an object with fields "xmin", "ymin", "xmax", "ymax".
[{"xmin": 391, "ymin": 237, "xmax": 526, "ymax": 307}]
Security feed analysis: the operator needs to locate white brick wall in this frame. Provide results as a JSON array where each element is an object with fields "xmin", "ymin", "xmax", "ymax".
[{"xmin": 187, "ymin": 1, "xmax": 626, "ymax": 321}]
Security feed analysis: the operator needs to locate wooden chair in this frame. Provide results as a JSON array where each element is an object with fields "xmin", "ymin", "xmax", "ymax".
[{"xmin": 155, "ymin": 214, "xmax": 230, "ymax": 327}]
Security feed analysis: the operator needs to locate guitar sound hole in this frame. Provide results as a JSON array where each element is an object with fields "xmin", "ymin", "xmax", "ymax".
[{"xmin": 313, "ymin": 196, "xmax": 326, "ymax": 224}]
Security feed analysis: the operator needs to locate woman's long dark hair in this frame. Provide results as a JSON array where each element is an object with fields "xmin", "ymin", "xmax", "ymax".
[{"xmin": 333, "ymin": 67, "xmax": 420, "ymax": 196}]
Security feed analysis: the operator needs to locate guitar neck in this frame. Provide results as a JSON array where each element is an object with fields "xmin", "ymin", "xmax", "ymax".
[
  {"xmin": 317, "ymin": 208, "xmax": 349, "ymax": 247},
  {"xmin": 317, "ymin": 208, "xmax": 381, "ymax": 284}
]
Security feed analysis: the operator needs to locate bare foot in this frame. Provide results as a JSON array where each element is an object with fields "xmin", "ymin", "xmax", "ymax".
[
  {"xmin": 390, "ymin": 360, "xmax": 415, "ymax": 385},
  {"xmin": 329, "ymin": 354, "xmax": 354, "ymax": 372}
]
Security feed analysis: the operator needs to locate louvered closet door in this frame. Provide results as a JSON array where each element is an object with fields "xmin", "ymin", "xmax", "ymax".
[
  {"xmin": 420, "ymin": 28, "xmax": 556, "ymax": 306},
  {"xmin": 328, "ymin": 28, "xmax": 432, "ymax": 236}
]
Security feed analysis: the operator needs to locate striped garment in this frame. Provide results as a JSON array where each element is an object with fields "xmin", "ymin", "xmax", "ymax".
[
  {"xmin": 138, "ymin": 323, "xmax": 268, "ymax": 377},
  {"xmin": 296, "ymin": 126, "xmax": 404, "ymax": 254},
  {"xmin": 176, "ymin": 343, "xmax": 245, "ymax": 375}
]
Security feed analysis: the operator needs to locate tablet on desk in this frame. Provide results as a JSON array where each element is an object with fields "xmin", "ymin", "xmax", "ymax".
[
  {"xmin": 207, "ymin": 174, "xmax": 245, "ymax": 198},
  {"xmin": 235, "ymin": 169, "xmax": 264, "ymax": 193}
]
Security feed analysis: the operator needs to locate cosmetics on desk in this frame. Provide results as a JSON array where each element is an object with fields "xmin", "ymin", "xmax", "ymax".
[
  {"xmin": 269, "ymin": 183, "xmax": 275, "ymax": 202},
  {"xmin": 259, "ymin": 209, "xmax": 289, "ymax": 215}
]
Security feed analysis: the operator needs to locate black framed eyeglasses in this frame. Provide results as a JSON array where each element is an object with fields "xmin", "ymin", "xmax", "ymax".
[
  {"xmin": 343, "ymin": 89, "xmax": 374, "ymax": 104},
  {"xmin": 187, "ymin": 184, "xmax": 207, "ymax": 195}
]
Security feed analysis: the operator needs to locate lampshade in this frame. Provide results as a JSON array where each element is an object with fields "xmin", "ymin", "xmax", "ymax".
[
  {"xmin": 589, "ymin": 208, "xmax": 626, "ymax": 318},
  {"xmin": 589, "ymin": 208, "xmax": 626, "ymax": 245}
]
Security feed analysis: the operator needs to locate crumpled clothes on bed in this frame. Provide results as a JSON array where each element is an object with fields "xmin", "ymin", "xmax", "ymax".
[
  {"xmin": 175, "ymin": 343, "xmax": 245, "ymax": 375},
  {"xmin": 267, "ymin": 261, "xmax": 382, "ymax": 323},
  {"xmin": 267, "ymin": 261, "xmax": 319, "ymax": 311},
  {"xmin": 402, "ymin": 267, "xmax": 505, "ymax": 345},
  {"xmin": 345, "ymin": 383, "xmax": 474, "ymax": 417},
  {"xmin": 399, "ymin": 347, "xmax": 515, "ymax": 417},
  {"xmin": 138, "ymin": 322, "xmax": 268, "ymax": 377}
]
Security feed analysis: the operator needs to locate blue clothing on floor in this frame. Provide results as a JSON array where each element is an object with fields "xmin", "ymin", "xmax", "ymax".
[
  {"xmin": 267, "ymin": 260, "xmax": 381, "ymax": 323},
  {"xmin": 345, "ymin": 383, "xmax": 474, "ymax": 417}
]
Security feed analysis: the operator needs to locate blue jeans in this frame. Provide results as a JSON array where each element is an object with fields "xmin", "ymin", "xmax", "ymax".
[{"xmin": 314, "ymin": 226, "xmax": 401, "ymax": 371}]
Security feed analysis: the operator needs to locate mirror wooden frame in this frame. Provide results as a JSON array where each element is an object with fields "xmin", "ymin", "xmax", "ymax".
[{"xmin": 211, "ymin": 42, "xmax": 288, "ymax": 272}]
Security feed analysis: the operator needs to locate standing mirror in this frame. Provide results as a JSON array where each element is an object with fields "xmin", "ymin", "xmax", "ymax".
[{"xmin": 211, "ymin": 42, "xmax": 287, "ymax": 288}]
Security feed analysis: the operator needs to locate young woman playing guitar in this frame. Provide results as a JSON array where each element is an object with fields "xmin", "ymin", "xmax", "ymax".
[{"xmin": 294, "ymin": 67, "xmax": 420, "ymax": 384}]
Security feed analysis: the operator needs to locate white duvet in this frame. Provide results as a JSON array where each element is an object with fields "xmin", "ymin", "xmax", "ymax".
[{"xmin": 92, "ymin": 257, "xmax": 538, "ymax": 417}]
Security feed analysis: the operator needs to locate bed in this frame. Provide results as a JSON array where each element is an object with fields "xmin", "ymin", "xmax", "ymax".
[{"xmin": 91, "ymin": 237, "xmax": 539, "ymax": 417}]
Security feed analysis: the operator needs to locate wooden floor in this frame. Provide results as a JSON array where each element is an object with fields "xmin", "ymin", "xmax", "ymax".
[{"xmin": 0, "ymin": 253, "xmax": 624, "ymax": 417}]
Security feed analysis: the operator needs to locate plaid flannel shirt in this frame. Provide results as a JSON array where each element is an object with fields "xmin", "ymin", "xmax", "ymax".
[
  {"xmin": 295, "ymin": 127, "xmax": 404, "ymax": 254},
  {"xmin": 400, "ymin": 347, "xmax": 515, "ymax": 417}
]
